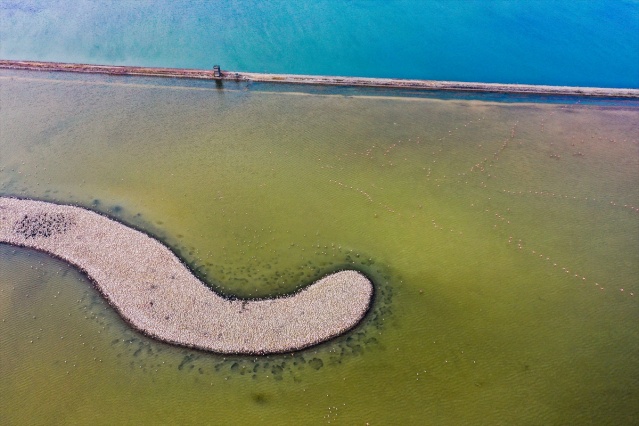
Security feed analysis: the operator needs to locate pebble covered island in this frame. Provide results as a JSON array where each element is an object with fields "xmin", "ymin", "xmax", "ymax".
[{"xmin": 0, "ymin": 197, "xmax": 374, "ymax": 354}]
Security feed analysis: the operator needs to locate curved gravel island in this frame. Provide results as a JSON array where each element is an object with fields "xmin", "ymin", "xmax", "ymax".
[{"xmin": 0, "ymin": 197, "xmax": 374, "ymax": 354}]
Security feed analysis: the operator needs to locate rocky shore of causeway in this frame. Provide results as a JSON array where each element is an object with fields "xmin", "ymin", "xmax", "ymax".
[
  {"xmin": 2, "ymin": 60, "xmax": 639, "ymax": 98},
  {"xmin": 0, "ymin": 197, "xmax": 373, "ymax": 354}
]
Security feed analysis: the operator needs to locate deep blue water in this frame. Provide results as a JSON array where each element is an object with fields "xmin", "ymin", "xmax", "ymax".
[{"xmin": 1, "ymin": 0, "xmax": 638, "ymax": 88}]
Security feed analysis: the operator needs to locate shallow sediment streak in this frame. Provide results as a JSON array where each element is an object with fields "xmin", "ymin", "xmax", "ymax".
[{"xmin": 0, "ymin": 197, "xmax": 374, "ymax": 354}]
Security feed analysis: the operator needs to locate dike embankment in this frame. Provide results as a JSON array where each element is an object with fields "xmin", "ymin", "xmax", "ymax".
[{"xmin": 2, "ymin": 59, "xmax": 639, "ymax": 98}]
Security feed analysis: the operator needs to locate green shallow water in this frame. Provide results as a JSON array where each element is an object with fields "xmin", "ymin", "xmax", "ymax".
[{"xmin": 1, "ymin": 70, "xmax": 638, "ymax": 424}]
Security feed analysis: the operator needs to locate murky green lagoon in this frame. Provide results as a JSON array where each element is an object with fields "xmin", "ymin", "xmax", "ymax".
[{"xmin": 1, "ymin": 70, "xmax": 638, "ymax": 424}]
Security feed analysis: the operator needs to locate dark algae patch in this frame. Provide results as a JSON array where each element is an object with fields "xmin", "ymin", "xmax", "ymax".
[{"xmin": 251, "ymin": 391, "xmax": 271, "ymax": 405}]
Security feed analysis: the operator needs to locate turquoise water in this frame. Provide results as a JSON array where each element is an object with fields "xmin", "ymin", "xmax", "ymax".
[{"xmin": 1, "ymin": 0, "xmax": 638, "ymax": 88}]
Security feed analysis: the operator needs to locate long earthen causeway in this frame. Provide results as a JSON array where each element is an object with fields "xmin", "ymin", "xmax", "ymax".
[
  {"xmin": 0, "ymin": 197, "xmax": 374, "ymax": 354},
  {"xmin": 2, "ymin": 59, "xmax": 639, "ymax": 98}
]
